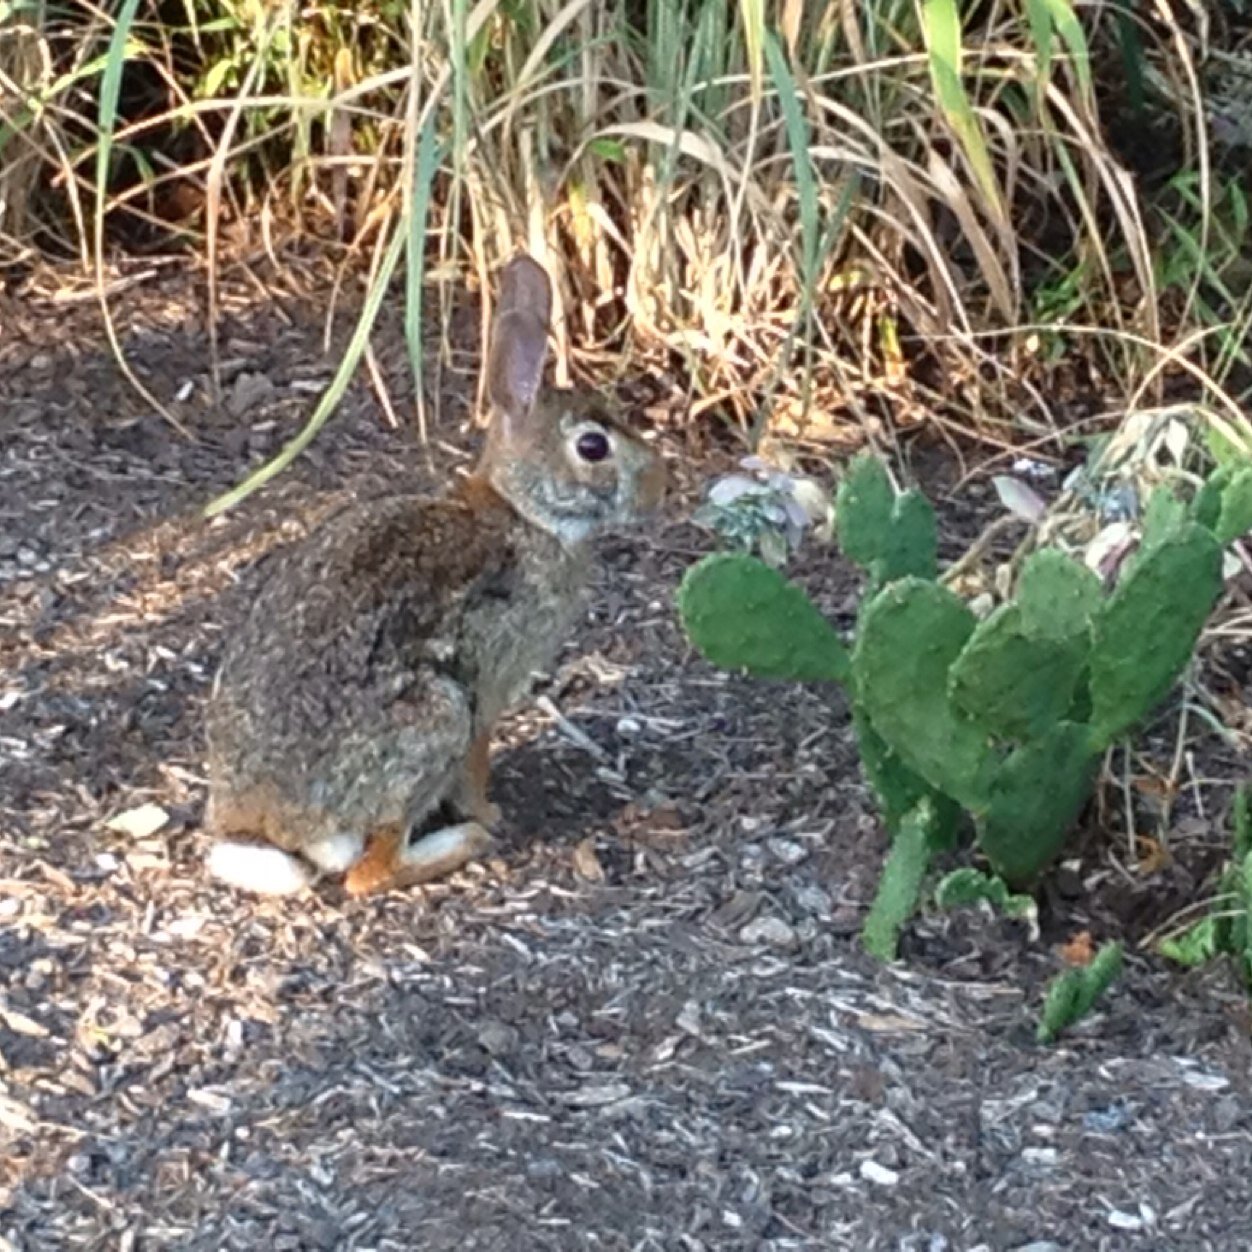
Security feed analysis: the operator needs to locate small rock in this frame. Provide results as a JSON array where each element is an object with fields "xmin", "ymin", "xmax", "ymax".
[
  {"xmin": 226, "ymin": 371, "xmax": 275, "ymax": 417},
  {"xmin": 477, "ymin": 1021, "xmax": 519, "ymax": 1057},
  {"xmin": 859, "ymin": 1159, "xmax": 899, "ymax": 1187},
  {"xmin": 105, "ymin": 803, "xmax": 170, "ymax": 840},
  {"xmin": 558, "ymin": 1082, "xmax": 631, "ymax": 1107},
  {"xmin": 572, "ymin": 838, "xmax": 605, "ymax": 883},
  {"xmin": 739, "ymin": 915, "xmax": 798, "ymax": 950},
  {"xmin": 768, "ymin": 838, "xmax": 807, "ymax": 866},
  {"xmin": 1214, "ymin": 1094, "xmax": 1244, "ymax": 1132},
  {"xmin": 792, "ymin": 883, "xmax": 833, "ymax": 920},
  {"xmin": 1021, "ymin": 1147, "xmax": 1057, "ymax": 1168},
  {"xmin": 675, "ymin": 1000, "xmax": 702, "ymax": 1036},
  {"xmin": 615, "ymin": 717, "xmax": 642, "ymax": 736}
]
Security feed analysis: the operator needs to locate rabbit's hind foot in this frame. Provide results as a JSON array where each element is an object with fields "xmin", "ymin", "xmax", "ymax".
[
  {"xmin": 344, "ymin": 821, "xmax": 495, "ymax": 897},
  {"xmin": 207, "ymin": 840, "xmax": 316, "ymax": 896},
  {"xmin": 206, "ymin": 829, "xmax": 365, "ymax": 896}
]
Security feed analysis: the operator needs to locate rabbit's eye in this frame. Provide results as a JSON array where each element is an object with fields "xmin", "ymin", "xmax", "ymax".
[{"xmin": 575, "ymin": 429, "xmax": 611, "ymax": 463}]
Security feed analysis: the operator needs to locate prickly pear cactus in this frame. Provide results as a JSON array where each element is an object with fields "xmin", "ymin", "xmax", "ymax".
[
  {"xmin": 975, "ymin": 723, "xmax": 1101, "ymax": 885},
  {"xmin": 835, "ymin": 454, "xmax": 937, "ymax": 586},
  {"xmin": 947, "ymin": 603, "xmax": 1088, "ymax": 742},
  {"xmin": 1087, "ymin": 524, "xmax": 1222, "ymax": 746},
  {"xmin": 1215, "ymin": 466, "xmax": 1252, "ymax": 545},
  {"xmin": 852, "ymin": 578, "xmax": 994, "ymax": 813},
  {"xmin": 1193, "ymin": 463, "xmax": 1252, "ymax": 543},
  {"xmin": 1015, "ymin": 549, "xmax": 1103, "ymax": 640},
  {"xmin": 852, "ymin": 706, "xmax": 960, "ymax": 844},
  {"xmin": 677, "ymin": 552, "xmax": 850, "ymax": 683},
  {"xmin": 1037, "ymin": 941, "xmax": 1124, "ymax": 1043},
  {"xmin": 678, "ymin": 452, "xmax": 1242, "ymax": 955}
]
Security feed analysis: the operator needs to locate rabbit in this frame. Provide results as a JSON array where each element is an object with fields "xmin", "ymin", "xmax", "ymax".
[{"xmin": 203, "ymin": 253, "xmax": 667, "ymax": 897}]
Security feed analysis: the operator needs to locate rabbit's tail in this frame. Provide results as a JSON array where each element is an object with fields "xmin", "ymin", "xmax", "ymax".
[{"xmin": 206, "ymin": 840, "xmax": 316, "ymax": 895}]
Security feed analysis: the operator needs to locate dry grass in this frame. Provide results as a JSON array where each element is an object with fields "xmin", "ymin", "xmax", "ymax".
[{"xmin": 2, "ymin": 2, "xmax": 1249, "ymax": 505}]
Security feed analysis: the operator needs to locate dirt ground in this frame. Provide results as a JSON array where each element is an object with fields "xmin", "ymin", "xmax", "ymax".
[{"xmin": 1, "ymin": 261, "xmax": 1251, "ymax": 1252}]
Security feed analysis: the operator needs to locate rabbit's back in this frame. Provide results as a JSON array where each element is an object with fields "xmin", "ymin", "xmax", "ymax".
[{"xmin": 206, "ymin": 486, "xmax": 587, "ymax": 836}]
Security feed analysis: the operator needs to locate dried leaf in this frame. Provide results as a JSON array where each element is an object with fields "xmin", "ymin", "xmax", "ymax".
[
  {"xmin": 572, "ymin": 838, "xmax": 605, "ymax": 882},
  {"xmin": 1134, "ymin": 835, "xmax": 1170, "ymax": 874},
  {"xmin": 1060, "ymin": 930, "xmax": 1096, "ymax": 966},
  {"xmin": 187, "ymin": 1087, "xmax": 232, "ymax": 1115},
  {"xmin": 105, "ymin": 803, "xmax": 170, "ymax": 840},
  {"xmin": 992, "ymin": 474, "xmax": 1048, "ymax": 522}
]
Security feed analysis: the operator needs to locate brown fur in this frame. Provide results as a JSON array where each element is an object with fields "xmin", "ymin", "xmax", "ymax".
[{"xmin": 204, "ymin": 253, "xmax": 666, "ymax": 894}]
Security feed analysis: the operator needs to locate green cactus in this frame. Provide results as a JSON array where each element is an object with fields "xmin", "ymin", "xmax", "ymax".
[
  {"xmin": 948, "ymin": 603, "xmax": 1088, "ymax": 742},
  {"xmin": 852, "ymin": 706, "xmax": 960, "ymax": 844},
  {"xmin": 1192, "ymin": 464, "xmax": 1232, "ymax": 530},
  {"xmin": 1088, "ymin": 524, "xmax": 1222, "ymax": 746},
  {"xmin": 835, "ymin": 454, "xmax": 894, "ymax": 567},
  {"xmin": 934, "ymin": 868, "xmax": 1036, "ymax": 923},
  {"xmin": 835, "ymin": 453, "xmax": 937, "ymax": 586},
  {"xmin": 1015, "ymin": 549, "xmax": 1103, "ymax": 641},
  {"xmin": 878, "ymin": 490, "xmax": 939, "ymax": 583},
  {"xmin": 1037, "ymin": 941, "xmax": 1124, "ymax": 1043},
  {"xmin": 677, "ymin": 552, "xmax": 850, "ymax": 683},
  {"xmin": 1215, "ymin": 466, "xmax": 1252, "ymax": 545},
  {"xmin": 1141, "ymin": 483, "xmax": 1189, "ymax": 549},
  {"xmin": 975, "ymin": 722, "xmax": 1101, "ymax": 885},
  {"xmin": 1159, "ymin": 785, "xmax": 1252, "ymax": 985},
  {"xmin": 853, "ymin": 578, "xmax": 994, "ymax": 811},
  {"xmin": 678, "ymin": 455, "xmax": 1238, "ymax": 966},
  {"xmin": 861, "ymin": 800, "xmax": 936, "ymax": 961}
]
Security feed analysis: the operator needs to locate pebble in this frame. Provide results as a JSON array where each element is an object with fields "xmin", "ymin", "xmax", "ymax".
[
  {"xmin": 792, "ymin": 883, "xmax": 833, "ymax": 920},
  {"xmin": 859, "ymin": 1159, "xmax": 899, "ymax": 1187},
  {"xmin": 477, "ymin": 1021, "xmax": 519, "ymax": 1057},
  {"xmin": 739, "ymin": 915, "xmax": 798, "ymax": 950},
  {"xmin": 768, "ymin": 837, "xmax": 807, "ymax": 865}
]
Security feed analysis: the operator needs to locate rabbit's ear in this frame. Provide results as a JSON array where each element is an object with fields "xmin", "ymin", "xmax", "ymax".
[{"xmin": 486, "ymin": 255, "xmax": 552, "ymax": 420}]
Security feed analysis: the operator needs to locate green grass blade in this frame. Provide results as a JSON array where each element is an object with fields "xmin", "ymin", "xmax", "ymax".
[
  {"xmin": 204, "ymin": 221, "xmax": 408, "ymax": 517},
  {"xmin": 762, "ymin": 30, "xmax": 817, "ymax": 289},
  {"xmin": 919, "ymin": 0, "xmax": 1003, "ymax": 222},
  {"xmin": 405, "ymin": 113, "xmax": 442, "ymax": 432}
]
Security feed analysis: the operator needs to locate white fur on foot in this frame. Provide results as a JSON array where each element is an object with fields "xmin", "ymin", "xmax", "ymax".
[
  {"xmin": 305, "ymin": 831, "xmax": 364, "ymax": 873},
  {"xmin": 401, "ymin": 822, "xmax": 495, "ymax": 880},
  {"xmin": 207, "ymin": 841, "xmax": 315, "ymax": 895}
]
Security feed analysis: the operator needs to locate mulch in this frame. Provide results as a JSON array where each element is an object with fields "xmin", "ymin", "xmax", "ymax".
[{"xmin": 1, "ymin": 259, "xmax": 1250, "ymax": 1251}]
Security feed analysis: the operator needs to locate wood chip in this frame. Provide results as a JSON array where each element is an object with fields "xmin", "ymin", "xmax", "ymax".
[
  {"xmin": 0, "ymin": 1006, "xmax": 50, "ymax": 1038},
  {"xmin": 572, "ymin": 837, "xmax": 605, "ymax": 882},
  {"xmin": 104, "ymin": 803, "xmax": 170, "ymax": 840}
]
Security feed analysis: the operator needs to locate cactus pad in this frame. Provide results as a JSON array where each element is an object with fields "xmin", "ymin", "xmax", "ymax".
[
  {"xmin": 879, "ymin": 490, "xmax": 939, "ymax": 582},
  {"xmin": 1215, "ymin": 466, "xmax": 1252, "ymax": 545},
  {"xmin": 677, "ymin": 552, "xmax": 850, "ymax": 683},
  {"xmin": 853, "ymin": 578, "xmax": 993, "ymax": 811},
  {"xmin": 948, "ymin": 603, "xmax": 1088, "ymax": 742},
  {"xmin": 835, "ymin": 454, "xmax": 894, "ymax": 568},
  {"xmin": 853, "ymin": 705, "xmax": 960, "ymax": 844},
  {"xmin": 835, "ymin": 453, "xmax": 937, "ymax": 585},
  {"xmin": 1088, "ymin": 523, "xmax": 1222, "ymax": 745},
  {"xmin": 861, "ymin": 799, "xmax": 936, "ymax": 961},
  {"xmin": 1015, "ymin": 549, "xmax": 1102, "ymax": 641},
  {"xmin": 975, "ymin": 721, "xmax": 1100, "ymax": 885}
]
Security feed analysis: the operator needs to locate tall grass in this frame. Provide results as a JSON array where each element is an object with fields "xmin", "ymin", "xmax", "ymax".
[{"xmin": 1, "ymin": 0, "xmax": 1249, "ymax": 511}]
